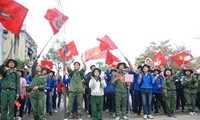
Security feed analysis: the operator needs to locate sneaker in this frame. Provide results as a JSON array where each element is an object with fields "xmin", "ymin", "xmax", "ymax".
[
  {"xmin": 115, "ymin": 116, "xmax": 120, "ymax": 120},
  {"xmin": 49, "ymin": 112, "xmax": 53, "ymax": 115},
  {"xmin": 143, "ymin": 114, "xmax": 147, "ymax": 119},
  {"xmin": 147, "ymin": 114, "xmax": 154, "ymax": 119},
  {"xmin": 123, "ymin": 116, "xmax": 128, "ymax": 120},
  {"xmin": 54, "ymin": 109, "xmax": 58, "ymax": 113},
  {"xmin": 87, "ymin": 115, "xmax": 91, "ymax": 118},
  {"xmin": 64, "ymin": 119, "xmax": 68, "ymax": 120},
  {"xmin": 18, "ymin": 117, "xmax": 22, "ymax": 120},
  {"xmin": 113, "ymin": 113, "xmax": 116, "ymax": 117},
  {"xmin": 171, "ymin": 114, "xmax": 176, "ymax": 118},
  {"xmin": 192, "ymin": 112, "xmax": 197, "ymax": 115},
  {"xmin": 79, "ymin": 119, "xmax": 82, "ymax": 120},
  {"xmin": 168, "ymin": 114, "xmax": 172, "ymax": 117},
  {"xmin": 106, "ymin": 109, "xmax": 109, "ymax": 112},
  {"xmin": 189, "ymin": 112, "xmax": 194, "ymax": 116}
]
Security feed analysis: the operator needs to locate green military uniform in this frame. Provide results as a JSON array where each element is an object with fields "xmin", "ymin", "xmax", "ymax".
[
  {"xmin": 182, "ymin": 75, "xmax": 197, "ymax": 112},
  {"xmin": 162, "ymin": 70, "xmax": 181, "ymax": 116},
  {"xmin": 28, "ymin": 60, "xmax": 46, "ymax": 120},
  {"xmin": 112, "ymin": 70, "xmax": 127, "ymax": 119},
  {"xmin": 197, "ymin": 75, "xmax": 200, "ymax": 94},
  {"xmin": 91, "ymin": 96, "xmax": 103, "ymax": 120},
  {"xmin": 0, "ymin": 64, "xmax": 20, "ymax": 120},
  {"xmin": 66, "ymin": 68, "xmax": 85, "ymax": 119}
]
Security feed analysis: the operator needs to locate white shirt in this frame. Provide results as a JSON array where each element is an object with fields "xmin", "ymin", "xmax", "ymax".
[{"xmin": 89, "ymin": 77, "xmax": 107, "ymax": 96}]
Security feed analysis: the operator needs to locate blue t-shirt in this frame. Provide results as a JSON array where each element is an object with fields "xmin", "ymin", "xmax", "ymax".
[
  {"xmin": 105, "ymin": 70, "xmax": 115, "ymax": 93},
  {"xmin": 140, "ymin": 73, "xmax": 154, "ymax": 89},
  {"xmin": 129, "ymin": 71, "xmax": 140, "ymax": 91},
  {"xmin": 152, "ymin": 76, "xmax": 163, "ymax": 93}
]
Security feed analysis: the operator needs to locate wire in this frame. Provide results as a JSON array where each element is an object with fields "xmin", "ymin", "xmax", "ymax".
[{"xmin": 55, "ymin": 0, "xmax": 66, "ymax": 42}]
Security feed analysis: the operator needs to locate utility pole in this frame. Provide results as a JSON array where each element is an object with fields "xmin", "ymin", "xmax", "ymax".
[
  {"xmin": 62, "ymin": 41, "xmax": 67, "ymax": 118},
  {"xmin": 0, "ymin": 23, "xmax": 3, "ymax": 64}
]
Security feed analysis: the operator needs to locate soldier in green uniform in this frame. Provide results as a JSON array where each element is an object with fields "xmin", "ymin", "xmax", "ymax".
[
  {"xmin": 0, "ymin": 59, "xmax": 20, "ymax": 120},
  {"xmin": 65, "ymin": 56, "xmax": 86, "ymax": 120},
  {"xmin": 196, "ymin": 72, "xmax": 200, "ymax": 111},
  {"xmin": 162, "ymin": 68, "xmax": 181, "ymax": 118},
  {"xmin": 28, "ymin": 56, "xmax": 49, "ymax": 120},
  {"xmin": 112, "ymin": 62, "xmax": 128, "ymax": 120},
  {"xmin": 182, "ymin": 69, "xmax": 197, "ymax": 116}
]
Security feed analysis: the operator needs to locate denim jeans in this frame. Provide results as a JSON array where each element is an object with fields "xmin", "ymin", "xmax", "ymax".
[
  {"xmin": 141, "ymin": 88, "xmax": 152, "ymax": 115},
  {"xmin": 46, "ymin": 91, "xmax": 53, "ymax": 113},
  {"xmin": 57, "ymin": 93, "xmax": 62, "ymax": 109},
  {"xmin": 111, "ymin": 92, "xmax": 116, "ymax": 113}
]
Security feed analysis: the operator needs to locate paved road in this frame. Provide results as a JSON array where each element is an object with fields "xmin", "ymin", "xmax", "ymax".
[
  {"xmin": 22, "ymin": 107, "xmax": 200, "ymax": 120},
  {"xmin": 12, "ymin": 98, "xmax": 200, "ymax": 120}
]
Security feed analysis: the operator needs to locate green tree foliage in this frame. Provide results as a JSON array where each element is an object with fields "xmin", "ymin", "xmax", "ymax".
[
  {"xmin": 42, "ymin": 40, "xmax": 63, "ymax": 73},
  {"xmin": 16, "ymin": 59, "xmax": 29, "ymax": 69},
  {"xmin": 134, "ymin": 40, "xmax": 199, "ymax": 71}
]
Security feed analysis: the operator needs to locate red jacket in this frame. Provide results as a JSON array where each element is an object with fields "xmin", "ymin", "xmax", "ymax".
[{"xmin": 57, "ymin": 80, "xmax": 63, "ymax": 94}]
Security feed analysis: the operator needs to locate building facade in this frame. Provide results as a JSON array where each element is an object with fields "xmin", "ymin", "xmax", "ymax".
[{"xmin": 2, "ymin": 25, "xmax": 37, "ymax": 61}]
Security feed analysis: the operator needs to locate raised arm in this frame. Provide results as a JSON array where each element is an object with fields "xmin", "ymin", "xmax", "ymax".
[
  {"xmin": 81, "ymin": 53, "xmax": 87, "ymax": 70},
  {"xmin": 31, "ymin": 60, "xmax": 37, "ymax": 78},
  {"xmin": 125, "ymin": 57, "xmax": 134, "ymax": 72}
]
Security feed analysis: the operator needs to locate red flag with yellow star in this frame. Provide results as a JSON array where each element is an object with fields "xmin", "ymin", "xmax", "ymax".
[
  {"xmin": 84, "ymin": 46, "xmax": 107, "ymax": 62},
  {"xmin": 170, "ymin": 52, "xmax": 193, "ymax": 66},
  {"xmin": 118, "ymin": 74, "xmax": 125, "ymax": 82}
]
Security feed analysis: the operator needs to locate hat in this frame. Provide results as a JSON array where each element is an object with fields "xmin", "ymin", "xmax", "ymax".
[
  {"xmin": 183, "ymin": 69, "xmax": 193, "ymax": 75},
  {"xmin": 142, "ymin": 64, "xmax": 151, "ymax": 72},
  {"xmin": 164, "ymin": 69, "xmax": 172, "ymax": 77},
  {"xmin": 50, "ymin": 70, "xmax": 55, "ymax": 76},
  {"xmin": 91, "ymin": 68, "xmax": 101, "ymax": 77},
  {"xmin": 137, "ymin": 65, "xmax": 143, "ymax": 70},
  {"xmin": 58, "ymin": 75, "xmax": 62, "ymax": 79},
  {"xmin": 5, "ymin": 59, "xmax": 17, "ymax": 68},
  {"xmin": 110, "ymin": 69, "xmax": 117, "ymax": 74},
  {"xmin": 193, "ymin": 72, "xmax": 199, "ymax": 76},
  {"xmin": 116, "ymin": 62, "xmax": 127, "ymax": 69},
  {"xmin": 153, "ymin": 69, "xmax": 162, "ymax": 74},
  {"xmin": 42, "ymin": 67, "xmax": 50, "ymax": 74}
]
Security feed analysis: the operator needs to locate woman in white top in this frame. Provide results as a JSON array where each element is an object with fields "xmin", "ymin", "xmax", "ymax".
[{"xmin": 89, "ymin": 68, "xmax": 107, "ymax": 120}]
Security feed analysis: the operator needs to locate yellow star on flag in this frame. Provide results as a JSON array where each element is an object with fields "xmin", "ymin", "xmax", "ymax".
[
  {"xmin": 179, "ymin": 56, "xmax": 184, "ymax": 60},
  {"xmin": 93, "ymin": 51, "xmax": 99, "ymax": 56}
]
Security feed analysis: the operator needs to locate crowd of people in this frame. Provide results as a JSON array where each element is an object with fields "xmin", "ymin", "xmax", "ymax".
[{"xmin": 0, "ymin": 55, "xmax": 200, "ymax": 120}]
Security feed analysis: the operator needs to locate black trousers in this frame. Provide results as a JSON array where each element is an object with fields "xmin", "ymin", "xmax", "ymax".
[
  {"xmin": 176, "ymin": 89, "xmax": 185, "ymax": 110},
  {"xmin": 14, "ymin": 96, "xmax": 26, "ymax": 117},
  {"xmin": 83, "ymin": 93, "xmax": 88, "ymax": 110},
  {"xmin": 87, "ymin": 94, "xmax": 92, "ymax": 115},
  {"xmin": 152, "ymin": 92, "xmax": 167, "ymax": 114},
  {"xmin": 132, "ymin": 90, "xmax": 142, "ymax": 114},
  {"xmin": 196, "ymin": 92, "xmax": 200, "ymax": 110},
  {"xmin": 106, "ymin": 93, "xmax": 112, "ymax": 112}
]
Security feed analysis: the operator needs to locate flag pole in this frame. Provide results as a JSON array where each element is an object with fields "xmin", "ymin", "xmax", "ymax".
[
  {"xmin": 118, "ymin": 48, "xmax": 126, "ymax": 58},
  {"xmin": 6, "ymin": 38, "xmax": 15, "ymax": 59},
  {"xmin": 62, "ymin": 41, "xmax": 67, "ymax": 119},
  {"xmin": 38, "ymin": 34, "xmax": 54, "ymax": 56}
]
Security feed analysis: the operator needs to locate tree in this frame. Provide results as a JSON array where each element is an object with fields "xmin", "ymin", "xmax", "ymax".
[
  {"xmin": 134, "ymin": 40, "xmax": 198, "ymax": 71},
  {"xmin": 42, "ymin": 40, "xmax": 63, "ymax": 74},
  {"xmin": 16, "ymin": 59, "xmax": 29, "ymax": 69}
]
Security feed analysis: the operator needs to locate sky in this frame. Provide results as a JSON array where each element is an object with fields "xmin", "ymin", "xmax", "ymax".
[{"xmin": 16, "ymin": 0, "xmax": 200, "ymax": 67}]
